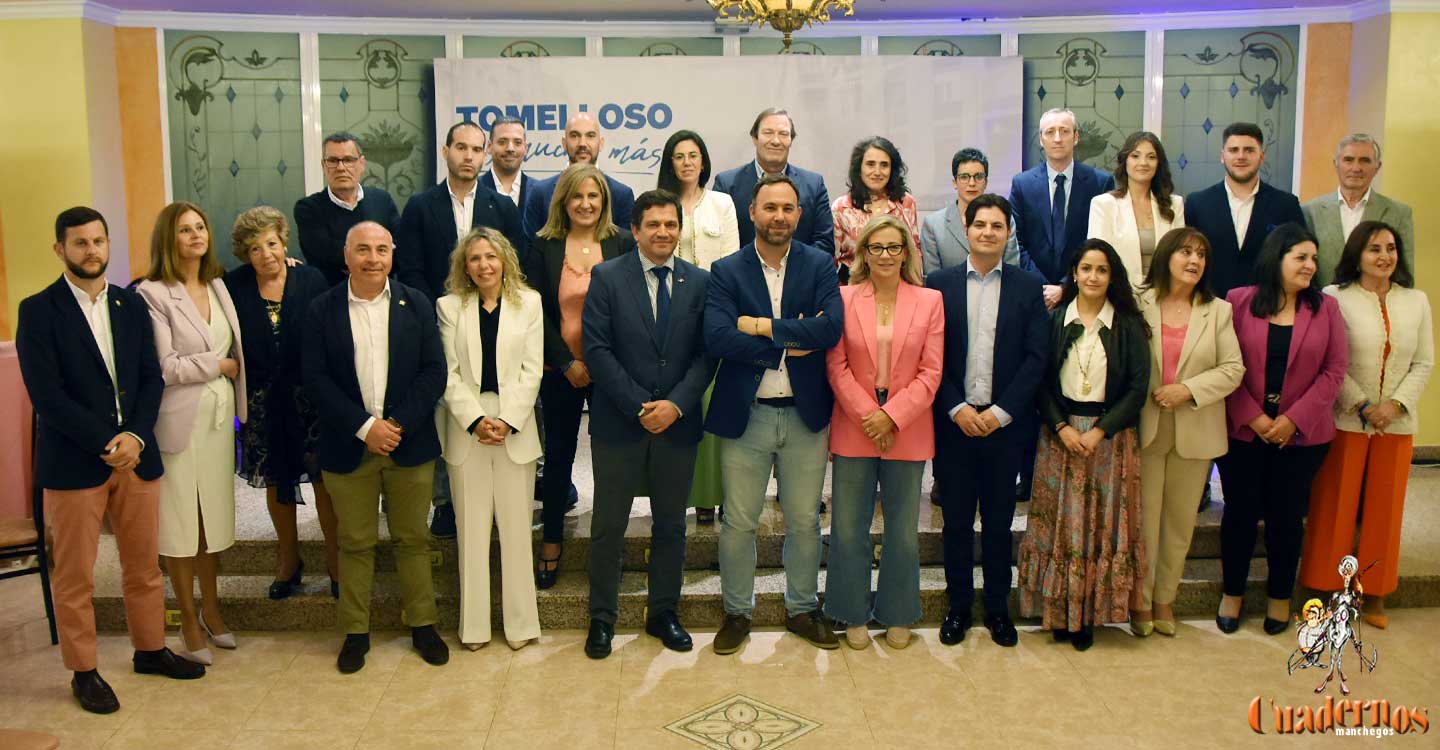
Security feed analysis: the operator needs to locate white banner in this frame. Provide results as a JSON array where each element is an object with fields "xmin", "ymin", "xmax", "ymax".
[{"xmin": 433, "ymin": 55, "xmax": 1023, "ymax": 212}]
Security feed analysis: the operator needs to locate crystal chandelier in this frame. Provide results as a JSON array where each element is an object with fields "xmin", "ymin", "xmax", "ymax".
[{"xmin": 708, "ymin": 1, "xmax": 858, "ymax": 51}]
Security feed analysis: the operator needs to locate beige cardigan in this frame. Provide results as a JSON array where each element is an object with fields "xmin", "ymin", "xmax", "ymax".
[
  {"xmin": 1326, "ymin": 283, "xmax": 1434, "ymax": 435},
  {"xmin": 1138, "ymin": 289, "xmax": 1245, "ymax": 459}
]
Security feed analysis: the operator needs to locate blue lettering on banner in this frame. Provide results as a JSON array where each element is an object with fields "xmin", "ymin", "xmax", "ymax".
[
  {"xmin": 455, "ymin": 102, "xmax": 672, "ymax": 132},
  {"xmin": 608, "ymin": 138, "xmax": 664, "ymax": 170}
]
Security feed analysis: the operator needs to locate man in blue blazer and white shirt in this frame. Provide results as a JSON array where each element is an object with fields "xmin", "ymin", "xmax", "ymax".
[
  {"xmin": 926, "ymin": 194, "xmax": 1048, "ymax": 649},
  {"xmin": 478, "ymin": 115, "xmax": 533, "ymax": 213},
  {"xmin": 1183, "ymin": 121, "xmax": 1304, "ymax": 297},
  {"xmin": 712, "ymin": 107, "xmax": 834, "ymax": 258},
  {"xmin": 521, "ymin": 112, "xmax": 636, "ymax": 240},
  {"xmin": 704, "ymin": 174, "xmax": 844, "ymax": 656},
  {"xmin": 579, "ymin": 190, "xmax": 715, "ymax": 660},
  {"xmin": 1009, "ymin": 108, "xmax": 1116, "ymax": 308}
]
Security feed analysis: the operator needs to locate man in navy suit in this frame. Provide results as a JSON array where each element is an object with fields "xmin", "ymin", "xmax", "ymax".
[
  {"xmin": 303, "ymin": 221, "xmax": 449, "ymax": 674},
  {"xmin": 579, "ymin": 190, "xmax": 715, "ymax": 660},
  {"xmin": 712, "ymin": 107, "xmax": 834, "ymax": 257},
  {"xmin": 16, "ymin": 207, "xmax": 205, "ymax": 714},
  {"xmin": 1184, "ymin": 121, "xmax": 1305, "ymax": 297},
  {"xmin": 479, "ymin": 115, "xmax": 533, "ymax": 212},
  {"xmin": 705, "ymin": 174, "xmax": 844, "ymax": 655},
  {"xmin": 926, "ymin": 194, "xmax": 1048, "ymax": 649},
  {"xmin": 521, "ymin": 112, "xmax": 636, "ymax": 239}
]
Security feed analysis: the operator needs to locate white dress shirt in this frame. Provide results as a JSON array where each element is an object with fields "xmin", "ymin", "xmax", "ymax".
[
  {"xmin": 1046, "ymin": 160, "xmax": 1077, "ymax": 222},
  {"xmin": 1338, "ymin": 187, "xmax": 1372, "ymax": 246},
  {"xmin": 449, "ymin": 178, "xmax": 477, "ymax": 239},
  {"xmin": 1059, "ymin": 299, "xmax": 1114, "ymax": 403},
  {"xmin": 754, "ymin": 246, "xmax": 793, "ymax": 399},
  {"xmin": 348, "ymin": 280, "xmax": 391, "ymax": 440},
  {"xmin": 328, "ymin": 184, "xmax": 365, "ymax": 211},
  {"xmin": 490, "ymin": 167, "xmax": 523, "ymax": 206},
  {"xmin": 1225, "ymin": 180, "xmax": 1260, "ymax": 248},
  {"xmin": 637, "ymin": 253, "xmax": 676, "ymax": 319}
]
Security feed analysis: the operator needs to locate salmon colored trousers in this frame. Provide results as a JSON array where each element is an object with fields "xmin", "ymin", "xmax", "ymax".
[{"xmin": 1300, "ymin": 429, "xmax": 1412, "ymax": 597}]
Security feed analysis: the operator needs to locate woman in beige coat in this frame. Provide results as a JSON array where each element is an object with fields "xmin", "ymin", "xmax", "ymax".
[{"xmin": 1132, "ymin": 227, "xmax": 1244, "ymax": 636}]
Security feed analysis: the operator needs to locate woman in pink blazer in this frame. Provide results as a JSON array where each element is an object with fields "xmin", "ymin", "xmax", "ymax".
[
  {"xmin": 1216, "ymin": 223, "xmax": 1346, "ymax": 637},
  {"xmin": 824, "ymin": 215, "xmax": 944, "ymax": 650},
  {"xmin": 135, "ymin": 201, "xmax": 247, "ymax": 665}
]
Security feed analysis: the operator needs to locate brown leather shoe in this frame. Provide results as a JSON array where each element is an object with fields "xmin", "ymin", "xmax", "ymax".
[
  {"xmin": 786, "ymin": 612, "xmax": 840, "ymax": 650},
  {"xmin": 713, "ymin": 614, "xmax": 751, "ymax": 655}
]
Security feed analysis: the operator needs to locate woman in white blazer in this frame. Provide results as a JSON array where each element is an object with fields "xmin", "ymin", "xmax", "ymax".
[
  {"xmin": 437, "ymin": 226, "xmax": 544, "ymax": 650},
  {"xmin": 1132, "ymin": 227, "xmax": 1244, "ymax": 637},
  {"xmin": 135, "ymin": 201, "xmax": 247, "ymax": 666},
  {"xmin": 1088, "ymin": 131, "xmax": 1184, "ymax": 291},
  {"xmin": 658, "ymin": 129, "xmax": 740, "ymax": 521}
]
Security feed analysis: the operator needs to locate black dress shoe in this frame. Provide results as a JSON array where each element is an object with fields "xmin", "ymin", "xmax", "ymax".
[
  {"xmin": 269, "ymin": 560, "xmax": 304, "ymax": 600},
  {"xmin": 645, "ymin": 611, "xmax": 693, "ymax": 652},
  {"xmin": 412, "ymin": 625, "xmax": 450, "ymax": 665},
  {"xmin": 133, "ymin": 647, "xmax": 205, "ymax": 679},
  {"xmin": 1070, "ymin": 627, "xmax": 1094, "ymax": 652},
  {"xmin": 938, "ymin": 610, "xmax": 972, "ymax": 646},
  {"xmin": 337, "ymin": 633, "xmax": 370, "ymax": 674},
  {"xmin": 72, "ymin": 670, "xmax": 119, "ymax": 714},
  {"xmin": 430, "ymin": 504, "xmax": 457, "ymax": 539},
  {"xmin": 585, "ymin": 620, "xmax": 614, "ymax": 659},
  {"xmin": 984, "ymin": 613, "xmax": 1019, "ymax": 647},
  {"xmin": 1052, "ymin": 628, "xmax": 1072, "ymax": 643},
  {"xmin": 1263, "ymin": 617, "xmax": 1291, "ymax": 636}
]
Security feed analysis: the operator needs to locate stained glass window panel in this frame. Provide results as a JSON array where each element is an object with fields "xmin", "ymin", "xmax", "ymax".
[
  {"xmin": 740, "ymin": 37, "xmax": 861, "ymax": 56},
  {"xmin": 1162, "ymin": 26, "xmax": 1301, "ymax": 194},
  {"xmin": 463, "ymin": 37, "xmax": 587, "ymax": 58},
  {"xmin": 603, "ymin": 37, "xmax": 723, "ymax": 56},
  {"xmin": 877, "ymin": 35, "xmax": 1002, "ymax": 57},
  {"xmin": 1018, "ymin": 31, "xmax": 1146, "ymax": 172},
  {"xmin": 164, "ymin": 30, "xmax": 305, "ymax": 267}
]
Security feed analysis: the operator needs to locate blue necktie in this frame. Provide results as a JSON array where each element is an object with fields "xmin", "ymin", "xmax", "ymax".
[
  {"xmin": 1050, "ymin": 173, "xmax": 1067, "ymax": 251},
  {"xmin": 652, "ymin": 266, "xmax": 670, "ymax": 344}
]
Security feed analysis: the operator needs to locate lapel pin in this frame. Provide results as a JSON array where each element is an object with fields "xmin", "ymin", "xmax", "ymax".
[{"xmin": 399, "ymin": 299, "xmax": 407, "ymax": 306}]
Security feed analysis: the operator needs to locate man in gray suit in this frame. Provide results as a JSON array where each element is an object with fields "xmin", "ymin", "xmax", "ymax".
[
  {"xmin": 920, "ymin": 148, "xmax": 1019, "ymax": 275},
  {"xmin": 1302, "ymin": 133, "xmax": 1414, "ymax": 286}
]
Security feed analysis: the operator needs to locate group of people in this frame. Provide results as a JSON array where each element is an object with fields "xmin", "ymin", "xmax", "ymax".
[{"xmin": 14, "ymin": 102, "xmax": 1428, "ymax": 714}]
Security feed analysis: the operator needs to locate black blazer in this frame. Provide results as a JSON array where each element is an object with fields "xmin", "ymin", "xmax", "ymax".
[
  {"xmin": 301, "ymin": 280, "xmax": 445, "ymax": 473},
  {"xmin": 223, "ymin": 263, "xmax": 329, "ymax": 396},
  {"xmin": 16, "ymin": 278, "xmax": 164, "ymax": 489},
  {"xmin": 582, "ymin": 252, "xmax": 716, "ymax": 445},
  {"xmin": 523, "ymin": 231, "xmax": 635, "ymax": 372},
  {"xmin": 925, "ymin": 263, "xmax": 1049, "ymax": 444},
  {"xmin": 394, "ymin": 179, "xmax": 527, "ymax": 302},
  {"xmin": 1183, "ymin": 181, "xmax": 1304, "ymax": 298},
  {"xmin": 478, "ymin": 170, "xmax": 534, "ymax": 220},
  {"xmin": 1036, "ymin": 305, "xmax": 1151, "ymax": 438}
]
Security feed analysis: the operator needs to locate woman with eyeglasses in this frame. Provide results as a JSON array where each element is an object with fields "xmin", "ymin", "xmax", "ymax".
[
  {"xmin": 833, "ymin": 137, "xmax": 921, "ymax": 281},
  {"xmin": 824, "ymin": 215, "xmax": 944, "ymax": 650},
  {"xmin": 920, "ymin": 147, "xmax": 1019, "ymax": 274}
]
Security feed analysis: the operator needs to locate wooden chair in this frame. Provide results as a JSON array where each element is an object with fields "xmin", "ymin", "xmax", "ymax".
[{"xmin": 0, "ymin": 414, "xmax": 58, "ymax": 645}]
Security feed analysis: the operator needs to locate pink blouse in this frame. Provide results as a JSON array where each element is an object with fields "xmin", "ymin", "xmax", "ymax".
[
  {"xmin": 559, "ymin": 257, "xmax": 591, "ymax": 362},
  {"xmin": 875, "ymin": 319, "xmax": 894, "ymax": 390},
  {"xmin": 832, "ymin": 193, "xmax": 921, "ymax": 269},
  {"xmin": 1161, "ymin": 323, "xmax": 1187, "ymax": 385}
]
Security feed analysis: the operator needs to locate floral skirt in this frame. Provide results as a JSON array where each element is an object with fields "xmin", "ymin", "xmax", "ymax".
[
  {"xmin": 1017, "ymin": 415, "xmax": 1145, "ymax": 631},
  {"xmin": 238, "ymin": 381, "xmax": 322, "ymax": 505}
]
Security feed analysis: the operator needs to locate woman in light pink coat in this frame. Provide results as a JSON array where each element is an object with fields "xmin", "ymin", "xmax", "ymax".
[
  {"xmin": 823, "ymin": 215, "xmax": 944, "ymax": 650},
  {"xmin": 136, "ymin": 201, "xmax": 247, "ymax": 666}
]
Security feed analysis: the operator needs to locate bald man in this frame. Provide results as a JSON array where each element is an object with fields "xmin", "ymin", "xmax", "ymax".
[
  {"xmin": 521, "ymin": 112, "xmax": 637, "ymax": 238},
  {"xmin": 303, "ymin": 221, "xmax": 449, "ymax": 674}
]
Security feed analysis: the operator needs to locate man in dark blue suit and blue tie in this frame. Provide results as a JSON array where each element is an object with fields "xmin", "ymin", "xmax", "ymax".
[
  {"xmin": 521, "ymin": 112, "xmax": 636, "ymax": 240},
  {"xmin": 712, "ymin": 107, "xmax": 835, "ymax": 258},
  {"xmin": 926, "ymin": 194, "xmax": 1049, "ymax": 648},
  {"xmin": 579, "ymin": 190, "xmax": 715, "ymax": 660}
]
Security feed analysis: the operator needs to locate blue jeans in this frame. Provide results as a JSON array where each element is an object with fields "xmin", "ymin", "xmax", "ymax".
[
  {"xmin": 719, "ymin": 404, "xmax": 829, "ymax": 617},
  {"xmin": 824, "ymin": 455, "xmax": 924, "ymax": 627}
]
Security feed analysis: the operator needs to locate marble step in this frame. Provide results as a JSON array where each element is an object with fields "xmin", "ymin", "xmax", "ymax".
[{"xmin": 93, "ymin": 560, "xmax": 1440, "ymax": 633}]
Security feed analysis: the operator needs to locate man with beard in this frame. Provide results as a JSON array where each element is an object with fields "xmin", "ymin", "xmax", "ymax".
[
  {"xmin": 16, "ymin": 207, "xmax": 205, "ymax": 714},
  {"xmin": 1183, "ymin": 122, "xmax": 1304, "ymax": 297},
  {"xmin": 713, "ymin": 107, "xmax": 834, "ymax": 258},
  {"xmin": 704, "ymin": 174, "xmax": 843, "ymax": 655},
  {"xmin": 521, "ymin": 112, "xmax": 636, "ymax": 239},
  {"xmin": 479, "ymin": 115, "xmax": 534, "ymax": 212}
]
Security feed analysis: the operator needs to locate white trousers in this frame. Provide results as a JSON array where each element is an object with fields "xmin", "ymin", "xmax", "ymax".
[{"xmin": 448, "ymin": 430, "xmax": 541, "ymax": 645}]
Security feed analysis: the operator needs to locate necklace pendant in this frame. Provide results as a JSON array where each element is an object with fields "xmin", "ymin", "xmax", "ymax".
[
  {"xmin": 1082, "ymin": 381, "xmax": 1092, "ymax": 396},
  {"xmin": 581, "ymin": 246, "xmax": 592, "ymax": 255}
]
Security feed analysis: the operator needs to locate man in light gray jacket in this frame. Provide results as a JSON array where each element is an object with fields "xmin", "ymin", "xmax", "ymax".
[{"xmin": 1302, "ymin": 133, "xmax": 1414, "ymax": 286}]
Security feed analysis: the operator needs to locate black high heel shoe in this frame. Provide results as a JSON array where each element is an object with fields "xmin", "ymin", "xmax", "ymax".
[
  {"xmin": 268, "ymin": 560, "xmax": 304, "ymax": 600},
  {"xmin": 1215, "ymin": 597, "xmax": 1242, "ymax": 634},
  {"xmin": 535, "ymin": 543, "xmax": 562, "ymax": 590}
]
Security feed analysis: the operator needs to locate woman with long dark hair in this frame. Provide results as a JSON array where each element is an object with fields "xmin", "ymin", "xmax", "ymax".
[
  {"xmin": 832, "ymin": 136, "xmax": 921, "ymax": 278},
  {"xmin": 1216, "ymin": 223, "xmax": 1346, "ymax": 636},
  {"xmin": 1018, "ymin": 238, "xmax": 1149, "ymax": 651},
  {"xmin": 1087, "ymin": 131, "xmax": 1183, "ymax": 289}
]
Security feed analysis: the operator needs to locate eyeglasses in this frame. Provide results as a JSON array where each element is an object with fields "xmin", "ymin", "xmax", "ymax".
[
  {"xmin": 955, "ymin": 172, "xmax": 987, "ymax": 183},
  {"xmin": 323, "ymin": 156, "xmax": 362, "ymax": 169},
  {"xmin": 864, "ymin": 243, "xmax": 906, "ymax": 256}
]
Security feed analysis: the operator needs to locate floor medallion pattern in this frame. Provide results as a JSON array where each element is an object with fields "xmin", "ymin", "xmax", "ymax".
[{"xmin": 663, "ymin": 693, "xmax": 821, "ymax": 749}]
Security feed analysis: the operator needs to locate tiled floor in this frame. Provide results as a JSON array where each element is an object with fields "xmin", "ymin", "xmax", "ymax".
[{"xmin": 2, "ymin": 572, "xmax": 1438, "ymax": 749}]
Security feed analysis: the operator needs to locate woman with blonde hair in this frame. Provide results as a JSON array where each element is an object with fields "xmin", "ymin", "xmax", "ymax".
[
  {"xmin": 824, "ymin": 215, "xmax": 944, "ymax": 649},
  {"xmin": 523, "ymin": 164, "xmax": 635, "ymax": 587},
  {"xmin": 135, "ymin": 201, "xmax": 247, "ymax": 665},
  {"xmin": 438, "ymin": 227, "xmax": 544, "ymax": 650}
]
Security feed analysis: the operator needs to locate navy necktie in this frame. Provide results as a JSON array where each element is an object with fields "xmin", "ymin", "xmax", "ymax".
[
  {"xmin": 1050, "ymin": 173, "xmax": 1067, "ymax": 250},
  {"xmin": 652, "ymin": 266, "xmax": 670, "ymax": 343}
]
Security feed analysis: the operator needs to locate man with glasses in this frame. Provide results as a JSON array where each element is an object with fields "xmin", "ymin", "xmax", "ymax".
[
  {"xmin": 921, "ymin": 148, "xmax": 1020, "ymax": 274},
  {"xmin": 713, "ymin": 107, "xmax": 834, "ymax": 257},
  {"xmin": 294, "ymin": 132, "xmax": 401, "ymax": 287}
]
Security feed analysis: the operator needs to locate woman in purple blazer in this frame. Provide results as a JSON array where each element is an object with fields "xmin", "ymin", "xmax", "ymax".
[{"xmin": 1216, "ymin": 223, "xmax": 1346, "ymax": 637}]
